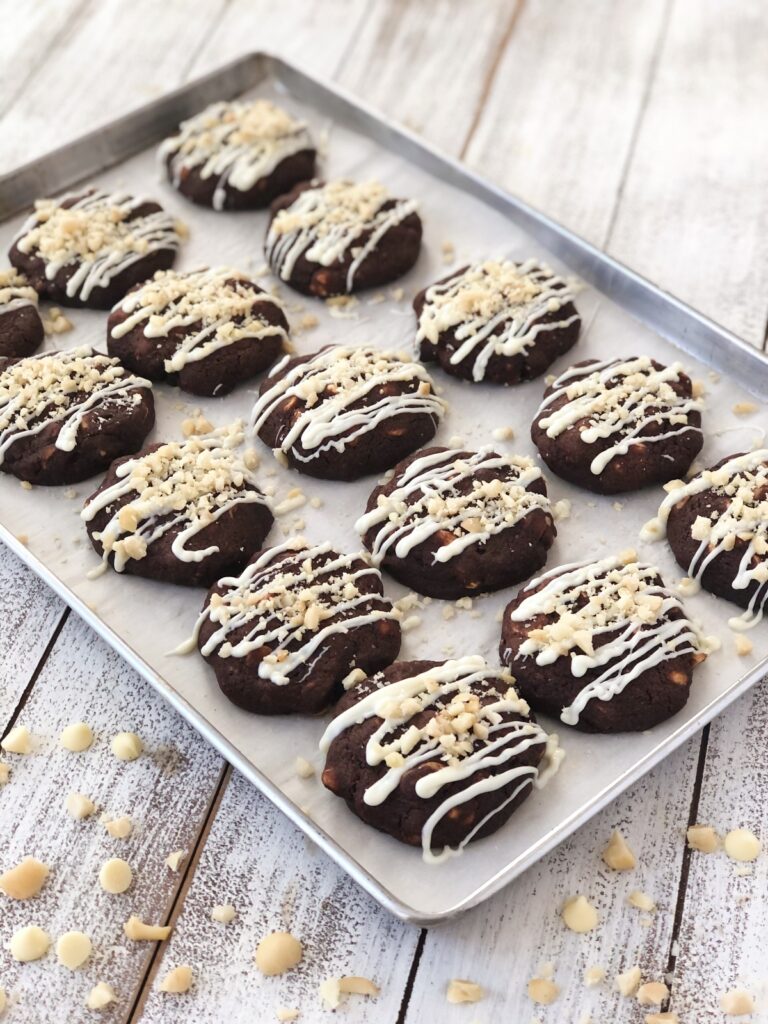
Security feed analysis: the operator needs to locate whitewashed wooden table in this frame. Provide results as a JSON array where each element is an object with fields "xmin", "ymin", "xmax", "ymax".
[{"xmin": 1, "ymin": 1, "xmax": 767, "ymax": 1021}]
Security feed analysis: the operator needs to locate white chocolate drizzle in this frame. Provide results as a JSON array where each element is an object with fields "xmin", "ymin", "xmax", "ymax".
[
  {"xmin": 536, "ymin": 356, "xmax": 703, "ymax": 475},
  {"xmin": 251, "ymin": 346, "xmax": 444, "ymax": 467},
  {"xmin": 356, "ymin": 447, "xmax": 551, "ymax": 564},
  {"xmin": 641, "ymin": 450, "xmax": 768, "ymax": 631},
  {"xmin": 183, "ymin": 538, "xmax": 398, "ymax": 684},
  {"xmin": 0, "ymin": 346, "xmax": 151, "ymax": 465},
  {"xmin": 81, "ymin": 424, "xmax": 268, "ymax": 571},
  {"xmin": 13, "ymin": 189, "xmax": 181, "ymax": 302},
  {"xmin": 416, "ymin": 259, "xmax": 579, "ymax": 382},
  {"xmin": 505, "ymin": 556, "xmax": 715, "ymax": 726},
  {"xmin": 266, "ymin": 180, "xmax": 418, "ymax": 291},
  {"xmin": 158, "ymin": 100, "xmax": 313, "ymax": 212},
  {"xmin": 0, "ymin": 268, "xmax": 38, "ymax": 314},
  {"xmin": 110, "ymin": 267, "xmax": 288, "ymax": 373},
  {"xmin": 319, "ymin": 655, "xmax": 561, "ymax": 862}
]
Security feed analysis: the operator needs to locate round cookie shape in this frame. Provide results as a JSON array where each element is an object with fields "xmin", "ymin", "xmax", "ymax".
[
  {"xmin": 0, "ymin": 268, "xmax": 43, "ymax": 358},
  {"xmin": 357, "ymin": 446, "xmax": 556, "ymax": 599},
  {"xmin": 320, "ymin": 655, "xmax": 561, "ymax": 860},
  {"xmin": 192, "ymin": 538, "xmax": 402, "ymax": 715},
  {"xmin": 9, "ymin": 188, "xmax": 182, "ymax": 310},
  {"xmin": 107, "ymin": 268, "xmax": 289, "ymax": 397},
  {"xmin": 251, "ymin": 345, "xmax": 445, "ymax": 481},
  {"xmin": 0, "ymin": 346, "xmax": 154, "ymax": 486},
  {"xmin": 82, "ymin": 427, "xmax": 273, "ymax": 587},
  {"xmin": 531, "ymin": 356, "xmax": 703, "ymax": 494},
  {"xmin": 158, "ymin": 99, "xmax": 316, "ymax": 211},
  {"xmin": 642, "ymin": 449, "xmax": 768, "ymax": 631},
  {"xmin": 265, "ymin": 180, "xmax": 422, "ymax": 297},
  {"xmin": 500, "ymin": 554, "xmax": 714, "ymax": 732},
  {"xmin": 414, "ymin": 259, "xmax": 580, "ymax": 385}
]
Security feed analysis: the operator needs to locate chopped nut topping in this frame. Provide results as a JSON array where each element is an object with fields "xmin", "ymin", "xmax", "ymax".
[
  {"xmin": 0, "ymin": 856, "xmax": 50, "ymax": 899},
  {"xmin": 1, "ymin": 725, "xmax": 32, "ymax": 755},
  {"xmin": 446, "ymin": 979, "xmax": 483, "ymax": 1003},
  {"xmin": 637, "ymin": 981, "xmax": 670, "ymax": 1005},
  {"xmin": 527, "ymin": 977, "xmax": 559, "ymax": 1005},
  {"xmin": 255, "ymin": 932, "xmax": 303, "ymax": 976},
  {"xmin": 562, "ymin": 895, "xmax": 599, "ymax": 933},
  {"xmin": 720, "ymin": 989, "xmax": 755, "ymax": 1015},
  {"xmin": 686, "ymin": 824, "xmax": 719, "ymax": 853},
  {"xmin": 602, "ymin": 829, "xmax": 636, "ymax": 871},
  {"xmin": 724, "ymin": 828, "xmax": 761, "ymax": 862},
  {"xmin": 616, "ymin": 965, "xmax": 642, "ymax": 997}
]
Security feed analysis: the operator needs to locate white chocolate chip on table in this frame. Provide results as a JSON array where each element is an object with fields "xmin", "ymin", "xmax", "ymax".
[
  {"xmin": 686, "ymin": 823, "xmax": 720, "ymax": 853},
  {"xmin": 58, "ymin": 721, "xmax": 94, "ymax": 751},
  {"xmin": 159, "ymin": 964, "xmax": 194, "ymax": 994},
  {"xmin": 57, "ymin": 930, "xmax": 92, "ymax": 969},
  {"xmin": 724, "ymin": 828, "xmax": 761, "ymax": 862},
  {"xmin": 211, "ymin": 904, "xmax": 236, "ymax": 924},
  {"xmin": 123, "ymin": 915, "xmax": 172, "ymax": 941},
  {"xmin": 110, "ymin": 731, "xmax": 143, "ymax": 761},
  {"xmin": 319, "ymin": 976, "xmax": 379, "ymax": 1010},
  {"xmin": 102, "ymin": 814, "xmax": 132, "ymax": 838},
  {"xmin": 86, "ymin": 983, "xmax": 117, "ymax": 1010},
  {"xmin": 527, "ymin": 976, "xmax": 559, "ymax": 1005},
  {"xmin": 1, "ymin": 725, "xmax": 33, "ymax": 754},
  {"xmin": 10, "ymin": 924, "xmax": 50, "ymax": 961}
]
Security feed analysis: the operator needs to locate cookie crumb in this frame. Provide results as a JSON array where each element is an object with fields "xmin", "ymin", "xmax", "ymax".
[
  {"xmin": 159, "ymin": 965, "xmax": 193, "ymax": 994},
  {"xmin": 602, "ymin": 829, "xmax": 636, "ymax": 871},
  {"xmin": 0, "ymin": 856, "xmax": 49, "ymax": 899},
  {"xmin": 687, "ymin": 823, "xmax": 719, "ymax": 853},
  {"xmin": 166, "ymin": 849, "xmax": 187, "ymax": 872},
  {"xmin": 616, "ymin": 965, "xmax": 642, "ymax": 997},
  {"xmin": 211, "ymin": 904, "xmax": 236, "ymax": 924},
  {"xmin": 584, "ymin": 965, "xmax": 605, "ymax": 987},
  {"xmin": 57, "ymin": 930, "xmax": 92, "ymax": 969},
  {"xmin": 276, "ymin": 1010, "xmax": 299, "ymax": 1022},
  {"xmin": 637, "ymin": 981, "xmax": 669, "ymax": 1005},
  {"xmin": 66, "ymin": 792, "xmax": 96, "ymax": 819},
  {"xmin": 732, "ymin": 401, "xmax": 757, "ymax": 416},
  {"xmin": 1, "ymin": 725, "xmax": 32, "ymax": 755},
  {"xmin": 562, "ymin": 895, "xmax": 599, "ymax": 933},
  {"xmin": 446, "ymin": 979, "xmax": 484, "ymax": 1004},
  {"xmin": 110, "ymin": 731, "xmax": 143, "ymax": 761},
  {"xmin": 628, "ymin": 890, "xmax": 656, "ymax": 912},
  {"xmin": 59, "ymin": 721, "xmax": 94, "ymax": 752},
  {"xmin": 724, "ymin": 828, "xmax": 761, "ymax": 862},
  {"xmin": 527, "ymin": 977, "xmax": 559, "ymax": 1005},
  {"xmin": 719, "ymin": 989, "xmax": 755, "ymax": 1015},
  {"xmin": 99, "ymin": 857, "xmax": 132, "ymax": 894},
  {"xmin": 86, "ymin": 982, "xmax": 116, "ymax": 1010},
  {"xmin": 255, "ymin": 932, "xmax": 303, "ymax": 976},
  {"xmin": 123, "ymin": 915, "xmax": 172, "ymax": 941},
  {"xmin": 295, "ymin": 756, "xmax": 314, "ymax": 779}
]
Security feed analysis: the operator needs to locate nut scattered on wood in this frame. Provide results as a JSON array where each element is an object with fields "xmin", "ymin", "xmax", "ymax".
[
  {"xmin": 0, "ymin": 856, "xmax": 50, "ymax": 899},
  {"xmin": 319, "ymin": 976, "xmax": 379, "ymax": 1009},
  {"xmin": 616, "ymin": 965, "xmax": 642, "ymax": 997},
  {"xmin": 602, "ymin": 829, "xmax": 636, "ymax": 871},
  {"xmin": 166, "ymin": 849, "xmax": 187, "ymax": 872},
  {"xmin": 59, "ymin": 721, "xmax": 94, "ymax": 752},
  {"xmin": 276, "ymin": 1009, "xmax": 299, "ymax": 1022},
  {"xmin": 686, "ymin": 824, "xmax": 719, "ymax": 853},
  {"xmin": 66, "ymin": 792, "xmax": 96, "ymax": 819},
  {"xmin": 110, "ymin": 731, "xmax": 143, "ymax": 761},
  {"xmin": 255, "ymin": 932, "xmax": 303, "ymax": 976},
  {"xmin": 719, "ymin": 989, "xmax": 755, "ymax": 1016},
  {"xmin": 102, "ymin": 815, "xmax": 132, "ymax": 838},
  {"xmin": 295, "ymin": 756, "xmax": 315, "ymax": 779},
  {"xmin": 628, "ymin": 890, "xmax": 656, "ymax": 912},
  {"xmin": 123, "ymin": 915, "xmax": 172, "ymax": 941},
  {"xmin": 86, "ymin": 982, "xmax": 117, "ymax": 1010},
  {"xmin": 159, "ymin": 965, "xmax": 193, "ymax": 993},
  {"xmin": 446, "ymin": 979, "xmax": 484, "ymax": 1004},
  {"xmin": 211, "ymin": 904, "xmax": 236, "ymax": 924},
  {"xmin": 1, "ymin": 725, "xmax": 32, "ymax": 755},
  {"xmin": 527, "ymin": 977, "xmax": 559, "ymax": 1005},
  {"xmin": 0, "ymin": 763, "xmax": 9, "ymax": 785},
  {"xmin": 723, "ymin": 828, "xmax": 762, "ymax": 862},
  {"xmin": 562, "ymin": 895, "xmax": 599, "ymax": 933},
  {"xmin": 57, "ymin": 930, "xmax": 92, "ymax": 969},
  {"xmin": 584, "ymin": 965, "xmax": 605, "ymax": 987}
]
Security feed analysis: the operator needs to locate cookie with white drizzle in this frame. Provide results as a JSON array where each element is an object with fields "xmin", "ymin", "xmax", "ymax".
[
  {"xmin": 9, "ymin": 188, "xmax": 182, "ymax": 310},
  {"xmin": 158, "ymin": 99, "xmax": 316, "ymax": 211},
  {"xmin": 500, "ymin": 553, "xmax": 717, "ymax": 732},
  {"xmin": 531, "ymin": 356, "xmax": 703, "ymax": 494},
  {"xmin": 187, "ymin": 537, "xmax": 402, "ymax": 715},
  {"xmin": 0, "ymin": 268, "xmax": 43, "ymax": 358},
  {"xmin": 0, "ymin": 346, "xmax": 154, "ymax": 486},
  {"xmin": 82, "ymin": 425, "xmax": 273, "ymax": 587},
  {"xmin": 320, "ymin": 655, "xmax": 562, "ymax": 860},
  {"xmin": 357, "ymin": 446, "xmax": 556, "ymax": 599},
  {"xmin": 414, "ymin": 259, "xmax": 580, "ymax": 385},
  {"xmin": 251, "ymin": 345, "xmax": 445, "ymax": 481},
  {"xmin": 265, "ymin": 179, "xmax": 422, "ymax": 297},
  {"xmin": 107, "ymin": 267, "xmax": 289, "ymax": 397},
  {"xmin": 642, "ymin": 450, "xmax": 768, "ymax": 631}
]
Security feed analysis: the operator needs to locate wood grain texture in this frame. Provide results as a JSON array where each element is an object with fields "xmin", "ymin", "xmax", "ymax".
[{"xmin": 0, "ymin": 612, "xmax": 224, "ymax": 1024}]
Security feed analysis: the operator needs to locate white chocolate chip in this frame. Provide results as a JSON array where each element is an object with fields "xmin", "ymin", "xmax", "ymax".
[
  {"xmin": 0, "ymin": 856, "xmax": 49, "ymax": 899},
  {"xmin": 159, "ymin": 965, "xmax": 193, "ymax": 994},
  {"xmin": 628, "ymin": 890, "xmax": 656, "ymax": 912},
  {"xmin": 319, "ymin": 976, "xmax": 378, "ymax": 1009},
  {"xmin": 110, "ymin": 731, "xmax": 143, "ymax": 761},
  {"xmin": 724, "ymin": 828, "xmax": 761, "ymax": 862},
  {"xmin": 255, "ymin": 932, "xmax": 303, "ymax": 976},
  {"xmin": 527, "ymin": 977, "xmax": 559, "ymax": 1005},
  {"xmin": 584, "ymin": 965, "xmax": 605, "ymax": 987},
  {"xmin": 295, "ymin": 757, "xmax": 315, "ymax": 779},
  {"xmin": 9, "ymin": 924, "xmax": 50, "ymax": 961},
  {"xmin": 102, "ymin": 815, "xmax": 132, "ymax": 838},
  {"xmin": 211, "ymin": 904, "xmax": 236, "ymax": 924},
  {"xmin": 446, "ymin": 979, "xmax": 484, "ymax": 1004},
  {"xmin": 99, "ymin": 857, "xmax": 132, "ymax": 894},
  {"xmin": 637, "ymin": 981, "xmax": 670, "ymax": 1005},
  {"xmin": 616, "ymin": 965, "xmax": 642, "ymax": 997},
  {"xmin": 720, "ymin": 989, "xmax": 755, "ymax": 1015},
  {"xmin": 66, "ymin": 792, "xmax": 96, "ymax": 819},
  {"xmin": 602, "ymin": 830, "xmax": 636, "ymax": 870},
  {"xmin": 1, "ymin": 725, "xmax": 32, "ymax": 755},
  {"xmin": 686, "ymin": 824, "xmax": 720, "ymax": 853},
  {"xmin": 123, "ymin": 915, "xmax": 172, "ymax": 941},
  {"xmin": 56, "ymin": 931, "xmax": 92, "ymax": 969},
  {"xmin": 562, "ymin": 895, "xmax": 599, "ymax": 933},
  {"xmin": 59, "ymin": 722, "xmax": 94, "ymax": 752},
  {"xmin": 86, "ymin": 982, "xmax": 117, "ymax": 1010}
]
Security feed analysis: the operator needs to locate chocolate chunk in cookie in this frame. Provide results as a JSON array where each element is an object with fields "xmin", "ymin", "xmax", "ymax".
[
  {"xmin": 500, "ymin": 554, "xmax": 715, "ymax": 733},
  {"xmin": 82, "ymin": 426, "xmax": 273, "ymax": 586},
  {"xmin": 251, "ymin": 345, "xmax": 444, "ymax": 481},
  {"xmin": 159, "ymin": 99, "xmax": 316, "ymax": 211},
  {"xmin": 414, "ymin": 259, "xmax": 580, "ymax": 384},
  {"xmin": 0, "ymin": 268, "xmax": 43, "ymax": 358},
  {"xmin": 265, "ymin": 180, "xmax": 422, "ymax": 297},
  {"xmin": 531, "ymin": 356, "xmax": 703, "ymax": 494},
  {"xmin": 9, "ymin": 188, "xmax": 181, "ymax": 310},
  {"xmin": 107, "ymin": 268, "xmax": 289, "ymax": 397},
  {"xmin": 320, "ymin": 655, "xmax": 560, "ymax": 859},
  {"xmin": 357, "ymin": 446, "xmax": 556, "ymax": 599},
  {"xmin": 0, "ymin": 346, "xmax": 154, "ymax": 486},
  {"xmin": 193, "ymin": 538, "xmax": 402, "ymax": 715},
  {"xmin": 642, "ymin": 449, "xmax": 768, "ymax": 630}
]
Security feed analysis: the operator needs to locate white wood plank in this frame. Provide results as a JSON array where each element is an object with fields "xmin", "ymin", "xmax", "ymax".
[
  {"xmin": 0, "ymin": 612, "xmax": 223, "ymax": 1023},
  {"xmin": 138, "ymin": 768, "xmax": 419, "ymax": 1024},
  {"xmin": 608, "ymin": 0, "xmax": 768, "ymax": 347},
  {"xmin": 404, "ymin": 739, "xmax": 701, "ymax": 1022}
]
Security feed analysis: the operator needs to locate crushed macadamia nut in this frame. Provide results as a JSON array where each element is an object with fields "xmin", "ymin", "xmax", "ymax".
[
  {"xmin": 628, "ymin": 890, "xmax": 656, "ymax": 912},
  {"xmin": 637, "ymin": 981, "xmax": 670, "ymax": 1005},
  {"xmin": 166, "ymin": 849, "xmax": 187, "ymax": 872},
  {"xmin": 527, "ymin": 977, "xmax": 559, "ymax": 1005},
  {"xmin": 110, "ymin": 731, "xmax": 143, "ymax": 761},
  {"xmin": 123, "ymin": 915, "xmax": 172, "ymax": 941},
  {"xmin": 724, "ymin": 828, "xmax": 762, "ymax": 862},
  {"xmin": 734, "ymin": 634, "xmax": 753, "ymax": 656},
  {"xmin": 602, "ymin": 829, "xmax": 636, "ymax": 870},
  {"xmin": 66, "ymin": 792, "xmax": 96, "ymax": 819},
  {"xmin": 255, "ymin": 932, "xmax": 303, "ymax": 976},
  {"xmin": 319, "ymin": 976, "xmax": 378, "ymax": 1009},
  {"xmin": 102, "ymin": 814, "xmax": 132, "ymax": 838},
  {"xmin": 1, "ymin": 725, "xmax": 32, "ymax": 754},
  {"xmin": 159, "ymin": 965, "xmax": 193, "ymax": 993},
  {"xmin": 99, "ymin": 857, "xmax": 132, "ymax": 894},
  {"xmin": 0, "ymin": 856, "xmax": 50, "ymax": 899},
  {"xmin": 687, "ymin": 823, "xmax": 719, "ymax": 853},
  {"xmin": 59, "ymin": 721, "xmax": 94, "ymax": 752},
  {"xmin": 616, "ymin": 965, "xmax": 642, "ymax": 997},
  {"xmin": 86, "ymin": 982, "xmax": 117, "ymax": 1010},
  {"xmin": 57, "ymin": 930, "xmax": 92, "ymax": 969},
  {"xmin": 295, "ymin": 756, "xmax": 314, "ymax": 779},
  {"xmin": 211, "ymin": 904, "xmax": 236, "ymax": 924},
  {"xmin": 644, "ymin": 1014, "xmax": 679, "ymax": 1024},
  {"xmin": 584, "ymin": 965, "xmax": 605, "ymax": 987},
  {"xmin": 446, "ymin": 979, "xmax": 484, "ymax": 1004},
  {"xmin": 0, "ymin": 763, "xmax": 9, "ymax": 785},
  {"xmin": 562, "ymin": 895, "xmax": 599, "ymax": 932},
  {"xmin": 276, "ymin": 1009, "xmax": 299, "ymax": 1022},
  {"xmin": 720, "ymin": 989, "xmax": 755, "ymax": 1015},
  {"xmin": 10, "ymin": 924, "xmax": 50, "ymax": 961}
]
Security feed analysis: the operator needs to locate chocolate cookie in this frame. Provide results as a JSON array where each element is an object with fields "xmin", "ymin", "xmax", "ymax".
[
  {"xmin": 9, "ymin": 188, "xmax": 181, "ymax": 310},
  {"xmin": 532, "ymin": 356, "xmax": 703, "ymax": 494},
  {"xmin": 158, "ymin": 99, "xmax": 316, "ymax": 211},
  {"xmin": 0, "ymin": 268, "xmax": 43, "ymax": 358},
  {"xmin": 107, "ymin": 268, "xmax": 289, "ymax": 397},
  {"xmin": 194, "ymin": 538, "xmax": 402, "ymax": 715},
  {"xmin": 0, "ymin": 346, "xmax": 154, "ymax": 486},
  {"xmin": 643, "ymin": 449, "xmax": 768, "ymax": 630},
  {"xmin": 500, "ymin": 554, "xmax": 714, "ymax": 733},
  {"xmin": 320, "ymin": 655, "xmax": 560, "ymax": 859},
  {"xmin": 82, "ymin": 427, "xmax": 273, "ymax": 586},
  {"xmin": 357, "ymin": 446, "xmax": 556, "ymax": 599},
  {"xmin": 414, "ymin": 259, "xmax": 580, "ymax": 384},
  {"xmin": 265, "ymin": 180, "xmax": 422, "ymax": 297},
  {"xmin": 251, "ymin": 345, "xmax": 444, "ymax": 481}
]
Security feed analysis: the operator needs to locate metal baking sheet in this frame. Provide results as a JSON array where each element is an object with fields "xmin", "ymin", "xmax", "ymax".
[{"xmin": 0, "ymin": 53, "xmax": 766, "ymax": 924}]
